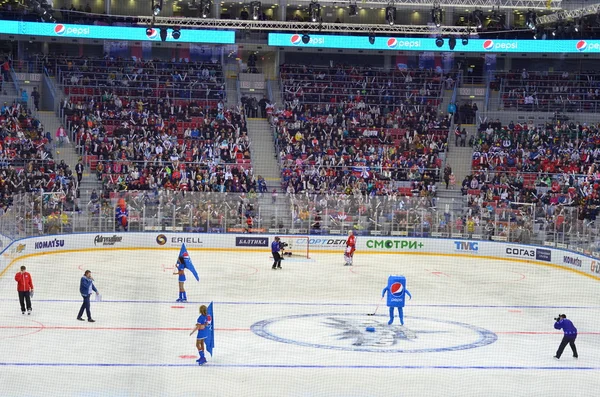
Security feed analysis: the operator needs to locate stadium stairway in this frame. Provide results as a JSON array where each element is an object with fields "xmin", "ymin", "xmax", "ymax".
[
  {"xmin": 246, "ymin": 117, "xmax": 291, "ymax": 229},
  {"xmin": 436, "ymin": 125, "xmax": 475, "ymax": 212},
  {"xmin": 33, "ymin": 109, "xmax": 103, "ymax": 209},
  {"xmin": 225, "ymin": 72, "xmax": 238, "ymax": 107},
  {"xmin": 0, "ymin": 73, "xmax": 20, "ymax": 105},
  {"xmin": 269, "ymin": 78, "xmax": 283, "ymax": 109}
]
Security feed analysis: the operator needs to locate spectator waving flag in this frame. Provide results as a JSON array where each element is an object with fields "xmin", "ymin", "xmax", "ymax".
[
  {"xmin": 179, "ymin": 243, "xmax": 200, "ymax": 282},
  {"xmin": 205, "ymin": 301, "xmax": 214, "ymax": 356}
]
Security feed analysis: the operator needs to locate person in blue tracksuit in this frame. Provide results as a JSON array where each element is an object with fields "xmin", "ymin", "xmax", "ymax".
[
  {"xmin": 554, "ymin": 314, "xmax": 578, "ymax": 359},
  {"xmin": 271, "ymin": 237, "xmax": 282, "ymax": 270},
  {"xmin": 77, "ymin": 270, "xmax": 99, "ymax": 322},
  {"xmin": 190, "ymin": 305, "xmax": 212, "ymax": 365},
  {"xmin": 173, "ymin": 256, "xmax": 187, "ymax": 302}
]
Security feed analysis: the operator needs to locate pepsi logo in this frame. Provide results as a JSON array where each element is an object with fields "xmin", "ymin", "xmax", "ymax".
[
  {"xmin": 147, "ymin": 28, "xmax": 158, "ymax": 40},
  {"xmin": 390, "ymin": 282, "xmax": 404, "ymax": 297},
  {"xmin": 483, "ymin": 40, "xmax": 494, "ymax": 50},
  {"xmin": 387, "ymin": 38, "xmax": 398, "ymax": 49},
  {"xmin": 576, "ymin": 40, "xmax": 587, "ymax": 52},
  {"xmin": 290, "ymin": 34, "xmax": 302, "ymax": 45},
  {"xmin": 54, "ymin": 24, "xmax": 66, "ymax": 35}
]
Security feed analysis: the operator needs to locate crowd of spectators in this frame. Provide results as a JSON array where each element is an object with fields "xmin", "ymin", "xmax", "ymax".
[
  {"xmin": 495, "ymin": 69, "xmax": 600, "ymax": 112},
  {"xmin": 54, "ymin": 56, "xmax": 226, "ymax": 108},
  {"xmin": 0, "ymin": 100, "xmax": 79, "ymax": 218},
  {"xmin": 46, "ymin": 55, "xmax": 268, "ymax": 230},
  {"xmin": 455, "ymin": 118, "xmax": 600, "ymax": 243},
  {"xmin": 272, "ymin": 64, "xmax": 451, "ymax": 198}
]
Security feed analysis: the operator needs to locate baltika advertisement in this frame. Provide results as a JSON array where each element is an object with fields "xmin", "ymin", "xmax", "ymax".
[{"xmin": 269, "ymin": 33, "xmax": 600, "ymax": 54}]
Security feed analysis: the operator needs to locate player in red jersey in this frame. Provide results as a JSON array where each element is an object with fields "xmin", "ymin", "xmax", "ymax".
[{"xmin": 344, "ymin": 230, "xmax": 356, "ymax": 266}]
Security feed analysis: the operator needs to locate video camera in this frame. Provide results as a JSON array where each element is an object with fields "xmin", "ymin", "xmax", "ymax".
[
  {"xmin": 554, "ymin": 314, "xmax": 565, "ymax": 321},
  {"xmin": 280, "ymin": 242, "xmax": 289, "ymax": 248}
]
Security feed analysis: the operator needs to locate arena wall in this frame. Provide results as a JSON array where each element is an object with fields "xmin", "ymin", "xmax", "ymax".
[{"xmin": 1, "ymin": 233, "xmax": 599, "ymax": 280}]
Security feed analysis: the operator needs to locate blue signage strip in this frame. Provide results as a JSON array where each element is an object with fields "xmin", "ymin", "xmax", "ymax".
[
  {"xmin": 0, "ymin": 21, "xmax": 235, "ymax": 44},
  {"xmin": 269, "ymin": 33, "xmax": 600, "ymax": 53}
]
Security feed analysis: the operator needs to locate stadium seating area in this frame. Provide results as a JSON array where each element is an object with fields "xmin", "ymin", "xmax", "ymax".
[
  {"xmin": 50, "ymin": 57, "xmax": 257, "ymax": 194},
  {"xmin": 461, "ymin": 119, "xmax": 600, "ymax": 239},
  {"xmin": 54, "ymin": 57, "xmax": 226, "ymax": 109},
  {"xmin": 273, "ymin": 65, "xmax": 451, "ymax": 197},
  {"xmin": 495, "ymin": 70, "xmax": 600, "ymax": 112},
  {"xmin": 0, "ymin": 101, "xmax": 78, "ymax": 213}
]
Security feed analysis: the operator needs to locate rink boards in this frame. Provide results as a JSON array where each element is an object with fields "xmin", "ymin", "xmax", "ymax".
[{"xmin": 1, "ymin": 232, "xmax": 599, "ymax": 280}]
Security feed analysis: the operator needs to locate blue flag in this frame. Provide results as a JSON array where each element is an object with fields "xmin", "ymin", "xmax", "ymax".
[
  {"xmin": 206, "ymin": 301, "xmax": 214, "ymax": 356},
  {"xmin": 179, "ymin": 243, "xmax": 199, "ymax": 282}
]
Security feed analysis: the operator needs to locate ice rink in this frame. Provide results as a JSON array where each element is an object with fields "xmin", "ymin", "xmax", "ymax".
[{"xmin": 1, "ymin": 248, "xmax": 599, "ymax": 397}]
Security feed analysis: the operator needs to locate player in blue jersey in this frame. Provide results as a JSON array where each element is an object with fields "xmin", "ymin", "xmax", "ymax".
[
  {"xmin": 190, "ymin": 304, "xmax": 212, "ymax": 365},
  {"xmin": 173, "ymin": 256, "xmax": 187, "ymax": 302},
  {"xmin": 271, "ymin": 236, "xmax": 282, "ymax": 269}
]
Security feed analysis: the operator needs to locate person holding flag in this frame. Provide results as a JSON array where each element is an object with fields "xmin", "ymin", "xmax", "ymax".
[
  {"xmin": 173, "ymin": 243, "xmax": 199, "ymax": 302},
  {"xmin": 190, "ymin": 302, "xmax": 214, "ymax": 366}
]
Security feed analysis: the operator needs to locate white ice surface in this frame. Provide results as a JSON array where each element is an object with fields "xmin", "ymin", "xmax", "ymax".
[{"xmin": 0, "ymin": 250, "xmax": 599, "ymax": 397}]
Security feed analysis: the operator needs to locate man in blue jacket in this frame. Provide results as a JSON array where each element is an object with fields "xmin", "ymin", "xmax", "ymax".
[
  {"xmin": 553, "ymin": 314, "xmax": 578, "ymax": 359},
  {"xmin": 271, "ymin": 237, "xmax": 282, "ymax": 270},
  {"xmin": 77, "ymin": 270, "xmax": 99, "ymax": 322}
]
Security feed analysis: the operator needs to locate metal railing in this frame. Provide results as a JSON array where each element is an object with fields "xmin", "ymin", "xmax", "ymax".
[{"xmin": 1, "ymin": 190, "xmax": 598, "ymax": 258}]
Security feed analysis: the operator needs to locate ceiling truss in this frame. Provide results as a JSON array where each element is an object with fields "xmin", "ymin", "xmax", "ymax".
[
  {"xmin": 536, "ymin": 4, "xmax": 600, "ymax": 25},
  {"xmin": 290, "ymin": 0, "xmax": 562, "ymax": 10},
  {"xmin": 139, "ymin": 16, "xmax": 476, "ymax": 34}
]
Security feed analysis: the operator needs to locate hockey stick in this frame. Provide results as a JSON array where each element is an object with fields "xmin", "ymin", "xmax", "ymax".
[{"xmin": 367, "ymin": 297, "xmax": 384, "ymax": 316}]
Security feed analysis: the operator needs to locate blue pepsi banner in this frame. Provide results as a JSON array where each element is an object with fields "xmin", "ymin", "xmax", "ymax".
[
  {"xmin": 0, "ymin": 21, "xmax": 234, "ymax": 44},
  {"xmin": 269, "ymin": 33, "xmax": 600, "ymax": 53}
]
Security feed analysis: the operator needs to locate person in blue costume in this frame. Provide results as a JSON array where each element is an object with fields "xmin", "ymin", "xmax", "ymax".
[
  {"xmin": 381, "ymin": 275, "xmax": 412, "ymax": 325},
  {"xmin": 190, "ymin": 304, "xmax": 212, "ymax": 365},
  {"xmin": 173, "ymin": 256, "xmax": 188, "ymax": 302},
  {"xmin": 172, "ymin": 244, "xmax": 200, "ymax": 302}
]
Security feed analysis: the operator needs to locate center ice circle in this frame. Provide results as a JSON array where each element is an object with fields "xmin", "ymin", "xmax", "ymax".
[{"xmin": 251, "ymin": 313, "xmax": 497, "ymax": 353}]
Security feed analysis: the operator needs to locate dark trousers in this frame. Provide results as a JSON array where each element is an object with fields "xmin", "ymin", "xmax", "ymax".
[
  {"xmin": 77, "ymin": 294, "xmax": 92, "ymax": 320},
  {"xmin": 18, "ymin": 291, "xmax": 32, "ymax": 312},
  {"xmin": 272, "ymin": 252, "xmax": 282, "ymax": 268},
  {"xmin": 556, "ymin": 334, "xmax": 578, "ymax": 358}
]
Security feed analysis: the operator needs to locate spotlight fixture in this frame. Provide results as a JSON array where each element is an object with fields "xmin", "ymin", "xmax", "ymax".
[
  {"xmin": 146, "ymin": 27, "xmax": 154, "ymax": 37},
  {"xmin": 159, "ymin": 27, "xmax": 168, "ymax": 42},
  {"xmin": 200, "ymin": 0, "xmax": 211, "ymax": 18},
  {"xmin": 172, "ymin": 27, "xmax": 181, "ymax": 40},
  {"xmin": 448, "ymin": 36, "xmax": 456, "ymax": 50},
  {"xmin": 30, "ymin": 0, "xmax": 56, "ymax": 23},
  {"xmin": 349, "ymin": 3, "xmax": 357, "ymax": 17},
  {"xmin": 250, "ymin": 1, "xmax": 261, "ymax": 20},
  {"xmin": 431, "ymin": 6, "xmax": 442, "ymax": 28},
  {"xmin": 462, "ymin": 36, "xmax": 468, "ymax": 45},
  {"xmin": 435, "ymin": 37, "xmax": 444, "ymax": 48},
  {"xmin": 152, "ymin": 0, "xmax": 163, "ymax": 16},
  {"xmin": 526, "ymin": 10, "xmax": 537, "ymax": 30},
  {"xmin": 386, "ymin": 5, "xmax": 396, "ymax": 26},
  {"xmin": 368, "ymin": 33, "xmax": 375, "ymax": 45},
  {"xmin": 309, "ymin": 0, "xmax": 321, "ymax": 22},
  {"xmin": 302, "ymin": 34, "xmax": 310, "ymax": 44}
]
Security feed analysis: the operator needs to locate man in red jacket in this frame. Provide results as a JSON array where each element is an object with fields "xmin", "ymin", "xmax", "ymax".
[{"xmin": 15, "ymin": 266, "xmax": 34, "ymax": 315}]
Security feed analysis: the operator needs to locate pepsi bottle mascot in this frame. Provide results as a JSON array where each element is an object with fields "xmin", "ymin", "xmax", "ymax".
[
  {"xmin": 381, "ymin": 275, "xmax": 412, "ymax": 325},
  {"xmin": 189, "ymin": 303, "xmax": 214, "ymax": 366},
  {"xmin": 344, "ymin": 230, "xmax": 356, "ymax": 266},
  {"xmin": 115, "ymin": 198, "xmax": 129, "ymax": 232},
  {"xmin": 173, "ymin": 244, "xmax": 200, "ymax": 302}
]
